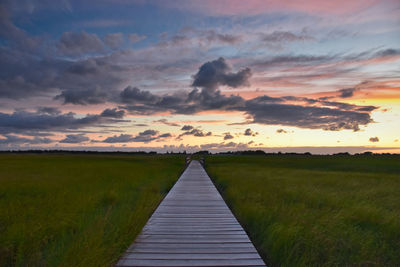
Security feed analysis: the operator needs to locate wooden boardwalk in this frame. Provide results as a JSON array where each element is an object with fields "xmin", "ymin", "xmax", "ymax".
[{"xmin": 117, "ymin": 160, "xmax": 266, "ymax": 266}]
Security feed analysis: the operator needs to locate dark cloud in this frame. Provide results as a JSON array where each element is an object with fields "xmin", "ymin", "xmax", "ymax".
[
  {"xmin": 60, "ymin": 134, "xmax": 90, "ymax": 144},
  {"xmin": 192, "ymin": 57, "xmax": 251, "ymax": 91},
  {"xmin": 0, "ymin": 47, "xmax": 63, "ymax": 99},
  {"xmin": 0, "ymin": 52, "xmax": 127, "ymax": 102},
  {"xmin": 369, "ymin": 137, "xmax": 379, "ymax": 142},
  {"xmin": 120, "ymin": 84, "xmax": 374, "ymax": 132},
  {"xmin": 120, "ymin": 86, "xmax": 160, "ymax": 104},
  {"xmin": 374, "ymin": 48, "xmax": 400, "ymax": 57},
  {"xmin": 181, "ymin": 125, "xmax": 194, "ymax": 131},
  {"xmin": 55, "ymin": 88, "xmax": 109, "ymax": 105},
  {"xmin": 116, "ymin": 56, "xmax": 376, "ymax": 132},
  {"xmin": 37, "ymin": 107, "xmax": 61, "ymax": 115},
  {"xmin": 158, "ymin": 133, "xmax": 172, "ymax": 138},
  {"xmin": 120, "ymin": 81, "xmax": 245, "ymax": 115},
  {"xmin": 276, "ymin": 129, "xmax": 288, "ymax": 134},
  {"xmin": 101, "ymin": 129, "xmax": 171, "ymax": 143},
  {"xmin": 57, "ymin": 31, "xmax": 105, "ymax": 56},
  {"xmin": 54, "ymin": 57, "xmax": 129, "ymax": 105},
  {"xmin": 100, "ymin": 108, "xmax": 125, "ymax": 118},
  {"xmin": 223, "ymin": 133, "xmax": 234, "ymax": 140},
  {"xmin": 0, "ymin": 109, "xmax": 125, "ymax": 135},
  {"xmin": 178, "ymin": 128, "xmax": 212, "ymax": 139},
  {"xmin": 339, "ymin": 88, "xmax": 356, "ymax": 98},
  {"xmin": 0, "ymin": 134, "xmax": 53, "ymax": 145},
  {"xmin": 0, "ymin": 52, "xmax": 378, "ymax": 134},
  {"xmin": 102, "ymin": 134, "xmax": 133, "ymax": 143},
  {"xmin": 244, "ymin": 128, "xmax": 258, "ymax": 136},
  {"xmin": 243, "ymin": 96, "xmax": 373, "ymax": 131},
  {"xmin": 0, "ymin": 4, "xmax": 43, "ymax": 51}
]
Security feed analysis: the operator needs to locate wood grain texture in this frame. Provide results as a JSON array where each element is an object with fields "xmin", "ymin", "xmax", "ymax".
[{"xmin": 116, "ymin": 160, "xmax": 266, "ymax": 266}]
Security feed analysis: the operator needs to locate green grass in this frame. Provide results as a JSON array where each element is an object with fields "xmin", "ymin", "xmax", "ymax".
[
  {"xmin": 0, "ymin": 154, "xmax": 184, "ymax": 267},
  {"xmin": 206, "ymin": 155, "xmax": 400, "ymax": 267}
]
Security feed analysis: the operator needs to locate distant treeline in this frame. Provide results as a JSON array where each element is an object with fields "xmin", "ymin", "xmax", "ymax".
[{"xmin": 0, "ymin": 149, "xmax": 398, "ymax": 156}]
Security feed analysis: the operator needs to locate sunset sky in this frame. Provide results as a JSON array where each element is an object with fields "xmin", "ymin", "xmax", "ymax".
[{"xmin": 0, "ymin": 0, "xmax": 399, "ymax": 153}]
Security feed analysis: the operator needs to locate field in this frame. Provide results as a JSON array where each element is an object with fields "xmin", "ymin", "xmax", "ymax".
[
  {"xmin": 206, "ymin": 155, "xmax": 400, "ymax": 266},
  {"xmin": 0, "ymin": 154, "xmax": 184, "ymax": 267}
]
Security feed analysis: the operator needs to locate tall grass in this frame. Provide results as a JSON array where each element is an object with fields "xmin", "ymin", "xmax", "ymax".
[
  {"xmin": 0, "ymin": 154, "xmax": 184, "ymax": 266},
  {"xmin": 206, "ymin": 155, "xmax": 400, "ymax": 266}
]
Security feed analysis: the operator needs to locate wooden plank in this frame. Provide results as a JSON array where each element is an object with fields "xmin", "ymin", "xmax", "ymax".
[
  {"xmin": 117, "ymin": 258, "xmax": 265, "ymax": 266},
  {"xmin": 116, "ymin": 160, "xmax": 266, "ymax": 266},
  {"xmin": 122, "ymin": 253, "xmax": 262, "ymax": 260},
  {"xmin": 128, "ymin": 242, "xmax": 257, "ymax": 249},
  {"xmin": 126, "ymin": 247, "xmax": 258, "ymax": 254}
]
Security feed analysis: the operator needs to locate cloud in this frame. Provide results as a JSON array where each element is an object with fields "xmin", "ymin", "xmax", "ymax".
[
  {"xmin": 200, "ymin": 141, "xmax": 249, "ymax": 150},
  {"xmin": 1, "ymin": 54, "xmax": 378, "ymax": 134},
  {"xmin": 178, "ymin": 127, "xmax": 212, "ymax": 139},
  {"xmin": 192, "ymin": 57, "xmax": 252, "ymax": 91},
  {"xmin": 55, "ymin": 88, "xmax": 109, "ymax": 105},
  {"xmin": 252, "ymin": 54, "xmax": 333, "ymax": 69},
  {"xmin": 102, "ymin": 134, "xmax": 134, "ymax": 143},
  {"xmin": 181, "ymin": 125, "xmax": 194, "ymax": 131},
  {"xmin": 202, "ymin": 29, "xmax": 241, "ymax": 44},
  {"xmin": 223, "ymin": 133, "xmax": 234, "ymax": 140},
  {"xmin": 101, "ymin": 129, "xmax": 171, "ymax": 143},
  {"xmin": 60, "ymin": 134, "xmax": 90, "ymax": 144},
  {"xmin": 0, "ymin": 109, "xmax": 125, "ymax": 135},
  {"xmin": 0, "ymin": 135, "xmax": 52, "ymax": 145},
  {"xmin": 369, "ymin": 137, "xmax": 379, "ymax": 142},
  {"xmin": 128, "ymin": 33, "xmax": 147, "ymax": 43},
  {"xmin": 339, "ymin": 88, "xmax": 357, "ymax": 98},
  {"xmin": 244, "ymin": 128, "xmax": 258, "ymax": 136},
  {"xmin": 260, "ymin": 30, "xmax": 314, "ymax": 49},
  {"xmin": 0, "ymin": 134, "xmax": 53, "ymax": 145},
  {"xmin": 120, "ymin": 86, "xmax": 160, "ymax": 104},
  {"xmin": 104, "ymin": 33, "xmax": 124, "ymax": 49},
  {"xmin": 117, "ymin": 58, "xmax": 376, "ymax": 132},
  {"xmin": 157, "ymin": 0, "xmax": 378, "ymax": 16},
  {"xmin": 37, "ymin": 107, "xmax": 61, "ymax": 115},
  {"xmin": 51, "ymin": 57, "xmax": 129, "ymax": 104},
  {"xmin": 158, "ymin": 133, "xmax": 172, "ymax": 138},
  {"xmin": 100, "ymin": 108, "xmax": 125, "ymax": 118},
  {"xmin": 57, "ymin": 31, "xmax": 105, "ymax": 56},
  {"xmin": 276, "ymin": 129, "xmax": 288, "ymax": 134},
  {"xmin": 243, "ymin": 95, "xmax": 374, "ymax": 131},
  {"xmin": 154, "ymin": 119, "xmax": 180, "ymax": 127},
  {"xmin": 157, "ymin": 28, "xmax": 241, "ymax": 49}
]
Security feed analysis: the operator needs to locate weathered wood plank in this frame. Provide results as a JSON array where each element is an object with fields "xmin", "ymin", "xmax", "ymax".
[
  {"xmin": 122, "ymin": 253, "xmax": 262, "ymax": 260},
  {"xmin": 116, "ymin": 160, "xmax": 266, "ymax": 266},
  {"xmin": 118, "ymin": 258, "xmax": 265, "ymax": 266},
  {"xmin": 126, "ymin": 247, "xmax": 258, "ymax": 254}
]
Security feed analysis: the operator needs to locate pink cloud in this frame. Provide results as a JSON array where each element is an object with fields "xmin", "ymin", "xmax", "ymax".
[{"xmin": 161, "ymin": 0, "xmax": 379, "ymax": 16}]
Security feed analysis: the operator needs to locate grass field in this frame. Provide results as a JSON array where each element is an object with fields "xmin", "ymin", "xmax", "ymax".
[
  {"xmin": 206, "ymin": 155, "xmax": 400, "ymax": 267},
  {"xmin": 0, "ymin": 154, "xmax": 184, "ymax": 267}
]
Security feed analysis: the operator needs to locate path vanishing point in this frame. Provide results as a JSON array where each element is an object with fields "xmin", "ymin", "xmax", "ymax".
[{"xmin": 117, "ymin": 160, "xmax": 266, "ymax": 266}]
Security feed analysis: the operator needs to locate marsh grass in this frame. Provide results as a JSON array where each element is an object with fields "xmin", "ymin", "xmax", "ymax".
[
  {"xmin": 0, "ymin": 154, "xmax": 184, "ymax": 266},
  {"xmin": 206, "ymin": 155, "xmax": 400, "ymax": 266}
]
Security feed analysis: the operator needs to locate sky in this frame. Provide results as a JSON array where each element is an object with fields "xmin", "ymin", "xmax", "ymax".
[{"xmin": 0, "ymin": 0, "xmax": 399, "ymax": 153}]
